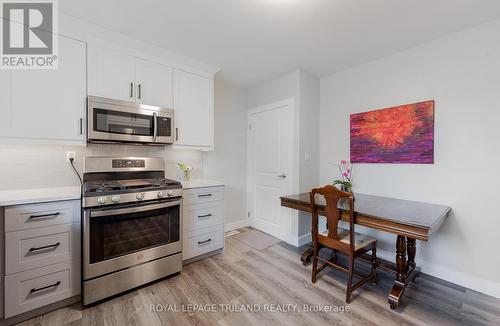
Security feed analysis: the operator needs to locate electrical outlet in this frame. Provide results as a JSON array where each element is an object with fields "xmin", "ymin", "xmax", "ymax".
[{"xmin": 66, "ymin": 152, "xmax": 76, "ymax": 163}]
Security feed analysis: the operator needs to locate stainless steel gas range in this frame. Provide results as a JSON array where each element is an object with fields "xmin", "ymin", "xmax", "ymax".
[{"xmin": 81, "ymin": 157, "xmax": 182, "ymax": 305}]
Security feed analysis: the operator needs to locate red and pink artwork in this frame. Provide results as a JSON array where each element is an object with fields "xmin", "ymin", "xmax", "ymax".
[{"xmin": 350, "ymin": 100, "xmax": 434, "ymax": 164}]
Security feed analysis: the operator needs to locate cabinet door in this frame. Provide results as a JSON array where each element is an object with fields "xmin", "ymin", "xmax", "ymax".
[
  {"xmin": 135, "ymin": 58, "xmax": 173, "ymax": 108},
  {"xmin": 88, "ymin": 47, "xmax": 135, "ymax": 102},
  {"xmin": 9, "ymin": 36, "xmax": 86, "ymax": 142},
  {"xmin": 173, "ymin": 70, "xmax": 214, "ymax": 148}
]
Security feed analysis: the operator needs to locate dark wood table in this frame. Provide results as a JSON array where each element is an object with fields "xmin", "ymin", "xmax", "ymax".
[{"xmin": 280, "ymin": 192, "xmax": 451, "ymax": 309}]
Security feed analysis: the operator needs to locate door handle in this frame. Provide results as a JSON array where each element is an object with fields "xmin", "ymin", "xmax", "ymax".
[
  {"xmin": 130, "ymin": 82, "xmax": 134, "ymax": 98},
  {"xmin": 138, "ymin": 84, "xmax": 141, "ymax": 99},
  {"xmin": 175, "ymin": 128, "xmax": 179, "ymax": 141},
  {"xmin": 277, "ymin": 174, "xmax": 287, "ymax": 179}
]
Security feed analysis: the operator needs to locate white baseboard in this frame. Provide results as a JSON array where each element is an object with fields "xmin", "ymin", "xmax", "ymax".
[
  {"xmin": 297, "ymin": 233, "xmax": 312, "ymax": 247},
  {"xmin": 224, "ymin": 219, "xmax": 249, "ymax": 232},
  {"xmin": 420, "ymin": 259, "xmax": 500, "ymax": 299},
  {"xmin": 375, "ymin": 247, "xmax": 500, "ymax": 299}
]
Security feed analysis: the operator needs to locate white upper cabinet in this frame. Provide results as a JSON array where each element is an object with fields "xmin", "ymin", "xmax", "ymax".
[
  {"xmin": 135, "ymin": 58, "xmax": 173, "ymax": 108},
  {"xmin": 88, "ymin": 46, "xmax": 173, "ymax": 108},
  {"xmin": 0, "ymin": 70, "xmax": 12, "ymax": 137},
  {"xmin": 0, "ymin": 36, "xmax": 86, "ymax": 142},
  {"xmin": 173, "ymin": 69, "xmax": 214, "ymax": 150},
  {"xmin": 88, "ymin": 48, "xmax": 136, "ymax": 102}
]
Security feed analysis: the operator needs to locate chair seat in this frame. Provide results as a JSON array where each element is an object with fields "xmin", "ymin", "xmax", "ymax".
[{"xmin": 320, "ymin": 228, "xmax": 376, "ymax": 250}]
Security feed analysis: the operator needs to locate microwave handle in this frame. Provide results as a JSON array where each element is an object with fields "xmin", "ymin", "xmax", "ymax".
[{"xmin": 153, "ymin": 112, "xmax": 158, "ymax": 141}]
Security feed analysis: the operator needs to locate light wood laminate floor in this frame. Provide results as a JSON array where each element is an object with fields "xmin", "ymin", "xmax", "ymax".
[{"xmin": 16, "ymin": 227, "xmax": 500, "ymax": 326}]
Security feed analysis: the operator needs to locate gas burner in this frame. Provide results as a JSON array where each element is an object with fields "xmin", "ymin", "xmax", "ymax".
[
  {"xmin": 82, "ymin": 157, "xmax": 183, "ymax": 208},
  {"xmin": 85, "ymin": 182, "xmax": 124, "ymax": 193}
]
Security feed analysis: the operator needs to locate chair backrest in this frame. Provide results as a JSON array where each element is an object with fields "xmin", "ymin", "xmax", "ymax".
[{"xmin": 310, "ymin": 185, "xmax": 355, "ymax": 253}]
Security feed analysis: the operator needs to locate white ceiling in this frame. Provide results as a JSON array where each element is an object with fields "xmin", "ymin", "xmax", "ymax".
[{"xmin": 61, "ymin": 0, "xmax": 500, "ymax": 87}]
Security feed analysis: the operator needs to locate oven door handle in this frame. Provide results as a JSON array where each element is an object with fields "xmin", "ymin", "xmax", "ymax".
[{"xmin": 90, "ymin": 200, "xmax": 181, "ymax": 218}]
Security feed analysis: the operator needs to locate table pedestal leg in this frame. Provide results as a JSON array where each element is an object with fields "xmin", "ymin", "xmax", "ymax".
[
  {"xmin": 388, "ymin": 236, "xmax": 418, "ymax": 309},
  {"xmin": 301, "ymin": 247, "xmax": 314, "ymax": 265}
]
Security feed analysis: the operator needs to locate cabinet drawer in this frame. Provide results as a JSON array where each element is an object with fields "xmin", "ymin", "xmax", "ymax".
[
  {"xmin": 4, "ymin": 260, "xmax": 80, "ymax": 318},
  {"xmin": 183, "ymin": 201, "xmax": 223, "ymax": 232},
  {"xmin": 182, "ymin": 187, "xmax": 224, "ymax": 206},
  {"xmin": 5, "ymin": 223, "xmax": 80, "ymax": 275},
  {"xmin": 183, "ymin": 225, "xmax": 224, "ymax": 260},
  {"xmin": 5, "ymin": 200, "xmax": 80, "ymax": 232}
]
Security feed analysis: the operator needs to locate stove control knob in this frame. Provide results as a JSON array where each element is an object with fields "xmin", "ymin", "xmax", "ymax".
[
  {"xmin": 97, "ymin": 197, "xmax": 107, "ymax": 205},
  {"xmin": 167, "ymin": 190, "xmax": 175, "ymax": 197},
  {"xmin": 136, "ymin": 193, "xmax": 145, "ymax": 201},
  {"xmin": 157, "ymin": 191, "xmax": 165, "ymax": 199},
  {"xmin": 111, "ymin": 195, "xmax": 121, "ymax": 203}
]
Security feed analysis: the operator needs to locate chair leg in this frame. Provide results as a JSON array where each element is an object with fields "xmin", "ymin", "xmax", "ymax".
[
  {"xmin": 371, "ymin": 246, "xmax": 378, "ymax": 285},
  {"xmin": 346, "ymin": 255, "xmax": 354, "ymax": 303},
  {"xmin": 311, "ymin": 246, "xmax": 319, "ymax": 284}
]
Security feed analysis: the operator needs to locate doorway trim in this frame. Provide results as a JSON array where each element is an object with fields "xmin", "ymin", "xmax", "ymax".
[{"xmin": 246, "ymin": 98, "xmax": 299, "ymax": 244}]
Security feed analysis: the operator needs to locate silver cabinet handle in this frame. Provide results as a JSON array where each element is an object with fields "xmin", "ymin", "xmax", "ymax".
[
  {"xmin": 198, "ymin": 214, "xmax": 212, "ymax": 219},
  {"xmin": 198, "ymin": 194, "xmax": 212, "ymax": 198},
  {"xmin": 29, "ymin": 212, "xmax": 60, "ymax": 220},
  {"xmin": 29, "ymin": 242, "xmax": 60, "ymax": 252},
  {"xmin": 198, "ymin": 239, "xmax": 212, "ymax": 245},
  {"xmin": 153, "ymin": 112, "xmax": 158, "ymax": 141},
  {"xmin": 30, "ymin": 281, "xmax": 60, "ymax": 294},
  {"xmin": 277, "ymin": 174, "xmax": 287, "ymax": 179},
  {"xmin": 138, "ymin": 84, "xmax": 141, "ymax": 99},
  {"xmin": 130, "ymin": 82, "xmax": 134, "ymax": 98},
  {"xmin": 175, "ymin": 128, "xmax": 179, "ymax": 141},
  {"xmin": 79, "ymin": 118, "xmax": 83, "ymax": 135}
]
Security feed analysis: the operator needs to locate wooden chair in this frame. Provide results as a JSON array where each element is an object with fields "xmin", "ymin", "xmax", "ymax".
[{"xmin": 310, "ymin": 185, "xmax": 378, "ymax": 303}]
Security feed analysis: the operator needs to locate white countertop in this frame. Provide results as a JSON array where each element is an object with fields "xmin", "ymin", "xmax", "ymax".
[
  {"xmin": 181, "ymin": 179, "xmax": 225, "ymax": 190},
  {"xmin": 0, "ymin": 186, "xmax": 82, "ymax": 207}
]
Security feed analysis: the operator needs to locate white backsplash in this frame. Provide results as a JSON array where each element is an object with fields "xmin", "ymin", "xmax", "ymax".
[{"xmin": 0, "ymin": 143, "xmax": 204, "ymax": 191}]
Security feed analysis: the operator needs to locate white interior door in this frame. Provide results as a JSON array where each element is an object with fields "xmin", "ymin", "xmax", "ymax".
[{"xmin": 248, "ymin": 102, "xmax": 293, "ymax": 241}]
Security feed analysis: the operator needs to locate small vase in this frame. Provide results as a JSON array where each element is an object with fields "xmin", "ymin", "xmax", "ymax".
[
  {"xmin": 340, "ymin": 184, "xmax": 350, "ymax": 192},
  {"xmin": 183, "ymin": 172, "xmax": 191, "ymax": 182}
]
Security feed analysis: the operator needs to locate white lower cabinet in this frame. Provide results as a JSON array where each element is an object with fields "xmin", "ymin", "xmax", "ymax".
[
  {"xmin": 183, "ymin": 226, "xmax": 224, "ymax": 260},
  {"xmin": 5, "ymin": 223, "xmax": 80, "ymax": 275},
  {"xmin": 4, "ymin": 260, "xmax": 80, "ymax": 318},
  {"xmin": 3, "ymin": 199, "xmax": 81, "ymax": 319},
  {"xmin": 182, "ymin": 186, "xmax": 224, "ymax": 261}
]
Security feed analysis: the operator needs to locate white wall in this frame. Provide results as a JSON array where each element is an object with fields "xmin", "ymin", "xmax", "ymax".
[
  {"xmin": 297, "ymin": 71, "xmax": 320, "ymax": 237},
  {"xmin": 204, "ymin": 82, "xmax": 248, "ymax": 228},
  {"xmin": 319, "ymin": 18, "xmax": 500, "ymax": 298}
]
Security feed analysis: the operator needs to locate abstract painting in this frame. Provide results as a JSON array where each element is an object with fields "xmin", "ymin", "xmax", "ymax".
[{"xmin": 350, "ymin": 100, "xmax": 434, "ymax": 164}]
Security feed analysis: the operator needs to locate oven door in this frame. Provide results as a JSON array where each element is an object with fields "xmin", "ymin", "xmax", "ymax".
[
  {"xmin": 87, "ymin": 96, "xmax": 174, "ymax": 144},
  {"xmin": 83, "ymin": 199, "xmax": 182, "ymax": 280}
]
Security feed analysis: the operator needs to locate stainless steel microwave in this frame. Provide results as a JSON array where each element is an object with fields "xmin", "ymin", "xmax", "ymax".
[{"xmin": 87, "ymin": 96, "xmax": 174, "ymax": 145}]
